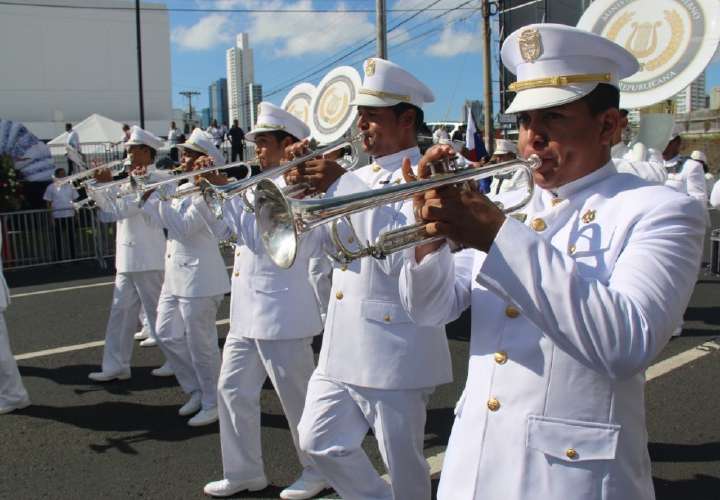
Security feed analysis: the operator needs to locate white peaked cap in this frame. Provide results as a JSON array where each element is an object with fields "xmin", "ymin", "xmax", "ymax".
[
  {"xmin": 124, "ymin": 125, "xmax": 164, "ymax": 150},
  {"xmin": 177, "ymin": 128, "xmax": 225, "ymax": 166},
  {"xmin": 245, "ymin": 102, "xmax": 311, "ymax": 143},
  {"xmin": 493, "ymin": 139, "xmax": 518, "ymax": 156},
  {"xmin": 690, "ymin": 150, "xmax": 707, "ymax": 163},
  {"xmin": 501, "ymin": 24, "xmax": 639, "ymax": 114},
  {"xmin": 351, "ymin": 58, "xmax": 434, "ymax": 108}
]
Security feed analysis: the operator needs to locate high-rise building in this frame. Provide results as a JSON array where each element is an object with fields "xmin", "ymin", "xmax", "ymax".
[
  {"xmin": 226, "ymin": 33, "xmax": 255, "ymax": 131},
  {"xmin": 674, "ymin": 71, "xmax": 706, "ymax": 114},
  {"xmin": 200, "ymin": 107, "xmax": 211, "ymax": 129},
  {"xmin": 710, "ymin": 86, "xmax": 720, "ymax": 110},
  {"xmin": 209, "ymin": 78, "xmax": 229, "ymax": 126},
  {"xmin": 246, "ymin": 84, "xmax": 263, "ymax": 129}
]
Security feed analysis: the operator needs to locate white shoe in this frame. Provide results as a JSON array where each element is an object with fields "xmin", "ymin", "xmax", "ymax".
[
  {"xmin": 134, "ymin": 329, "xmax": 149, "ymax": 341},
  {"xmin": 280, "ymin": 472, "xmax": 329, "ymax": 500},
  {"xmin": 203, "ymin": 477, "xmax": 268, "ymax": 497},
  {"xmin": 88, "ymin": 370, "xmax": 131, "ymax": 382},
  {"xmin": 0, "ymin": 398, "xmax": 31, "ymax": 415},
  {"xmin": 151, "ymin": 362, "xmax": 174, "ymax": 377},
  {"xmin": 188, "ymin": 406, "xmax": 218, "ymax": 427},
  {"xmin": 178, "ymin": 392, "xmax": 202, "ymax": 416},
  {"xmin": 139, "ymin": 337, "xmax": 157, "ymax": 347}
]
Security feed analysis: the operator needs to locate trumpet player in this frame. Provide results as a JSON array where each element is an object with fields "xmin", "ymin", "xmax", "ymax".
[
  {"xmin": 285, "ymin": 58, "xmax": 452, "ymax": 500},
  {"xmin": 140, "ymin": 128, "xmax": 230, "ymax": 427},
  {"xmin": 88, "ymin": 126, "xmax": 169, "ymax": 382},
  {"xmin": 397, "ymin": 25, "xmax": 705, "ymax": 500},
  {"xmin": 200, "ymin": 102, "xmax": 328, "ymax": 499}
]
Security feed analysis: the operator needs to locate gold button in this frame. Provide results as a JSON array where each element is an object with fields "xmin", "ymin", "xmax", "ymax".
[
  {"xmin": 487, "ymin": 398, "xmax": 500, "ymax": 412},
  {"xmin": 383, "ymin": 314, "xmax": 391, "ymax": 322},
  {"xmin": 236, "ymin": 251, "xmax": 241, "ymax": 256},
  {"xmin": 340, "ymin": 265, "xmax": 348, "ymax": 271},
  {"xmin": 494, "ymin": 351, "xmax": 508, "ymax": 364},
  {"xmin": 372, "ymin": 164, "xmax": 381, "ymax": 172},
  {"xmin": 551, "ymin": 198, "xmax": 564, "ymax": 207},
  {"xmin": 568, "ymin": 244, "xmax": 576, "ymax": 255},
  {"xmin": 335, "ymin": 291, "xmax": 344, "ymax": 300},
  {"xmin": 582, "ymin": 209, "xmax": 596, "ymax": 224},
  {"xmin": 505, "ymin": 306, "xmax": 520, "ymax": 318},
  {"xmin": 566, "ymin": 448, "xmax": 578, "ymax": 459},
  {"xmin": 347, "ymin": 236, "xmax": 355, "ymax": 244},
  {"xmin": 234, "ymin": 271, "xmax": 239, "ymax": 277},
  {"xmin": 531, "ymin": 217, "xmax": 546, "ymax": 232}
]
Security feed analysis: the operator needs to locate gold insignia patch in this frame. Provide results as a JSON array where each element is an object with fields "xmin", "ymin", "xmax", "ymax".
[
  {"xmin": 511, "ymin": 213, "xmax": 527, "ymax": 223},
  {"xmin": 365, "ymin": 59, "xmax": 376, "ymax": 76},
  {"xmin": 582, "ymin": 209, "xmax": 596, "ymax": 224},
  {"xmin": 519, "ymin": 28, "xmax": 543, "ymax": 63}
]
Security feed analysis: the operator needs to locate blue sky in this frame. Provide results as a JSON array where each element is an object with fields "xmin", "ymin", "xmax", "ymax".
[{"xmin": 166, "ymin": 0, "xmax": 720, "ymax": 123}]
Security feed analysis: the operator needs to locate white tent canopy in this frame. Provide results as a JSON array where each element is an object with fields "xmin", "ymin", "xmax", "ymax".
[{"xmin": 48, "ymin": 113, "xmax": 126, "ymax": 146}]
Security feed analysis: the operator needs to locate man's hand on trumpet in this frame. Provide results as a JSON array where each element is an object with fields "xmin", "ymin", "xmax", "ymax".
[
  {"xmin": 283, "ymin": 140, "xmax": 346, "ymax": 195},
  {"xmin": 93, "ymin": 165, "xmax": 114, "ymax": 183},
  {"xmin": 192, "ymin": 156, "xmax": 228, "ymax": 186},
  {"xmin": 401, "ymin": 144, "xmax": 506, "ymax": 259}
]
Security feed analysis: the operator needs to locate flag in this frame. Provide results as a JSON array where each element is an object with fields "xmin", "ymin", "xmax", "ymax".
[
  {"xmin": 463, "ymin": 106, "xmax": 488, "ymax": 163},
  {"xmin": 465, "ymin": 105, "xmax": 476, "ymax": 153}
]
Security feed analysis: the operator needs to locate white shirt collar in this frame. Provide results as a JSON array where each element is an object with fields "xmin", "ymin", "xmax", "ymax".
[
  {"xmin": 553, "ymin": 160, "xmax": 617, "ymax": 199},
  {"xmin": 373, "ymin": 146, "xmax": 421, "ymax": 171}
]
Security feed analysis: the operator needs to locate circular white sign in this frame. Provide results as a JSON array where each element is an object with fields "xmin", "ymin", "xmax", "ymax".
[
  {"xmin": 281, "ymin": 83, "xmax": 316, "ymax": 127},
  {"xmin": 577, "ymin": 0, "xmax": 720, "ymax": 109},
  {"xmin": 310, "ymin": 66, "xmax": 361, "ymax": 143}
]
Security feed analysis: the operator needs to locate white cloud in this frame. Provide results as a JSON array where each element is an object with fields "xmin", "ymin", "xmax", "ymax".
[
  {"xmin": 426, "ymin": 25, "xmax": 481, "ymax": 57},
  {"xmin": 171, "ymin": 13, "xmax": 234, "ymax": 51}
]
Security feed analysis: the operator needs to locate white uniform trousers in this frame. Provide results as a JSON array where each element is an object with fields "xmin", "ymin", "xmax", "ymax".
[
  {"xmin": 155, "ymin": 289, "xmax": 223, "ymax": 409},
  {"xmin": 0, "ymin": 312, "xmax": 29, "ymax": 410},
  {"xmin": 218, "ymin": 335, "xmax": 322, "ymax": 481},
  {"xmin": 298, "ymin": 373, "xmax": 434, "ymax": 500},
  {"xmin": 101, "ymin": 271, "xmax": 164, "ymax": 374}
]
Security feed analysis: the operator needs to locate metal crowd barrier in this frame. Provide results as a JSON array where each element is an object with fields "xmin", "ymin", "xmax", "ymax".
[{"xmin": 0, "ymin": 208, "xmax": 116, "ymax": 270}]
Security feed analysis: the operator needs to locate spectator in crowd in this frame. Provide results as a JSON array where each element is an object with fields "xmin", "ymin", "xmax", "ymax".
[
  {"xmin": 228, "ymin": 119, "xmax": 245, "ymax": 162},
  {"xmin": 451, "ymin": 123, "xmax": 466, "ymax": 143},
  {"xmin": 43, "ymin": 167, "xmax": 79, "ymax": 261},
  {"xmin": 64, "ymin": 123, "xmax": 81, "ymax": 175},
  {"xmin": 433, "ymin": 125, "xmax": 449, "ymax": 144},
  {"xmin": 207, "ymin": 119, "xmax": 224, "ymax": 150},
  {"xmin": 168, "ymin": 121, "xmax": 182, "ymax": 163}
]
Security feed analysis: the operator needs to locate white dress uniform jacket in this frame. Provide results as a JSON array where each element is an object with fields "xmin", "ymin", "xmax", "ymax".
[
  {"xmin": 144, "ymin": 183, "xmax": 230, "ymax": 298},
  {"xmin": 611, "ymin": 142, "xmax": 667, "ymax": 184},
  {"xmin": 711, "ymin": 178, "xmax": 720, "ymax": 208},
  {"xmin": 318, "ymin": 146, "xmax": 452, "ymax": 390},
  {"xmin": 203, "ymin": 179, "xmax": 324, "ymax": 340},
  {"xmin": 664, "ymin": 156, "xmax": 708, "ymax": 205},
  {"xmin": 399, "ymin": 162, "xmax": 706, "ymax": 500},
  {"xmin": 101, "ymin": 185, "xmax": 166, "ymax": 273}
]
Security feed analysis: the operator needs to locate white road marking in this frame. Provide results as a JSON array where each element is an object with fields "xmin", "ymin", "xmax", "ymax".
[
  {"xmin": 9, "ymin": 266, "xmax": 234, "ymax": 299},
  {"xmin": 11, "ymin": 281, "xmax": 114, "ymax": 298},
  {"xmin": 646, "ymin": 338, "xmax": 720, "ymax": 381},
  {"xmin": 14, "ymin": 318, "xmax": 231, "ymax": 361}
]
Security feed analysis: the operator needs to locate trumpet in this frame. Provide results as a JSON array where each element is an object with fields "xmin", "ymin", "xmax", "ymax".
[
  {"xmin": 132, "ymin": 161, "xmax": 250, "ymax": 201},
  {"xmin": 201, "ymin": 132, "xmax": 366, "ymax": 219},
  {"xmin": 254, "ymin": 154, "xmax": 541, "ymax": 268},
  {"xmin": 56, "ymin": 159, "xmax": 130, "ymax": 187}
]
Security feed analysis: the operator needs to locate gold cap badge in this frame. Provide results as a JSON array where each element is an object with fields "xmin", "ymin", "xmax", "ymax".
[
  {"xmin": 519, "ymin": 28, "xmax": 543, "ymax": 63},
  {"xmin": 582, "ymin": 209, "xmax": 596, "ymax": 224},
  {"xmin": 365, "ymin": 59, "xmax": 376, "ymax": 76}
]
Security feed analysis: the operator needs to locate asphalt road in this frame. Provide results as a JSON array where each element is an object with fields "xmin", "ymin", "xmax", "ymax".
[{"xmin": 0, "ymin": 257, "xmax": 718, "ymax": 500}]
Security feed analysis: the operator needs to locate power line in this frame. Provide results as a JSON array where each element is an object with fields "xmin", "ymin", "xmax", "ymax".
[
  {"xmin": 0, "ymin": 1, "xmax": 483, "ymax": 13},
  {"xmin": 263, "ymin": 0, "xmax": 479, "ymax": 98}
]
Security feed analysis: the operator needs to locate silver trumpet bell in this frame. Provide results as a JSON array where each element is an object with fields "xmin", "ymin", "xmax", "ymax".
[
  {"xmin": 254, "ymin": 154, "xmax": 542, "ymax": 269},
  {"xmin": 201, "ymin": 132, "xmax": 366, "ymax": 219}
]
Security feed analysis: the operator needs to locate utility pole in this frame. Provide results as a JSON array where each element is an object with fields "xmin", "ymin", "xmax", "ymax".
[
  {"xmin": 376, "ymin": 0, "xmax": 388, "ymax": 59},
  {"xmin": 179, "ymin": 91, "xmax": 200, "ymax": 130},
  {"xmin": 482, "ymin": 0, "xmax": 494, "ymax": 154},
  {"xmin": 135, "ymin": 0, "xmax": 145, "ymax": 128}
]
